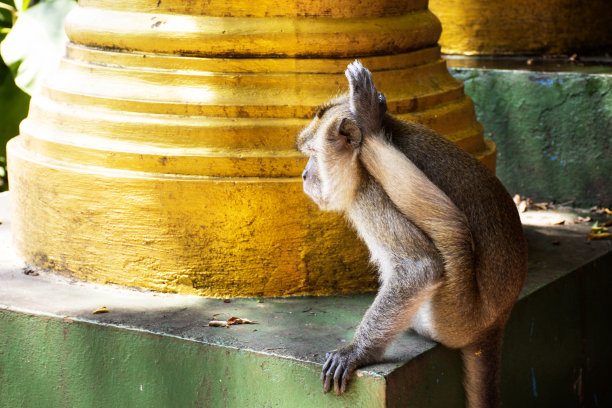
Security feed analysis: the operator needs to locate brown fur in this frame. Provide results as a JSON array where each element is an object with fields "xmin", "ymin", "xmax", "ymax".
[{"xmin": 298, "ymin": 61, "xmax": 527, "ymax": 407}]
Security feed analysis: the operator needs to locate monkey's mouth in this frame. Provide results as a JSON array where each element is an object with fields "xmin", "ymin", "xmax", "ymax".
[{"xmin": 302, "ymin": 183, "xmax": 326, "ymax": 209}]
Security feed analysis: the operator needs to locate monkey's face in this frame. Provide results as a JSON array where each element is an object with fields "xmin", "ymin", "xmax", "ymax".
[{"xmin": 297, "ymin": 98, "xmax": 364, "ymax": 212}]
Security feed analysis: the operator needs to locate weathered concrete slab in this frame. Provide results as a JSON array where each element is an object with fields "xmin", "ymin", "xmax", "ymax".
[
  {"xmin": 448, "ymin": 58, "xmax": 612, "ymax": 208},
  {"xmin": 1, "ymin": 191, "xmax": 611, "ymax": 407}
]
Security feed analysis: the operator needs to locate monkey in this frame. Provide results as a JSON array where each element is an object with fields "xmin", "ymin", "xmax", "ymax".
[{"xmin": 297, "ymin": 60, "xmax": 527, "ymax": 408}]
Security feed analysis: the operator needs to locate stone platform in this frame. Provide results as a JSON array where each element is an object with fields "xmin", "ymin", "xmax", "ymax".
[{"xmin": 0, "ymin": 191, "xmax": 610, "ymax": 407}]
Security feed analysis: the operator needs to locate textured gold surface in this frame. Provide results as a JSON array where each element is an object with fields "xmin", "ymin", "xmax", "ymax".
[
  {"xmin": 8, "ymin": 0, "xmax": 494, "ymax": 296},
  {"xmin": 430, "ymin": 0, "xmax": 612, "ymax": 55}
]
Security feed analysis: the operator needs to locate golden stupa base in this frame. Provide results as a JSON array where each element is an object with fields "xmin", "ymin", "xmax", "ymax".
[{"xmin": 8, "ymin": 0, "xmax": 495, "ymax": 297}]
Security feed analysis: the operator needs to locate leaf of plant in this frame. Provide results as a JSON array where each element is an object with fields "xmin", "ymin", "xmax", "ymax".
[
  {"xmin": 0, "ymin": 60, "xmax": 29, "ymax": 173},
  {"xmin": 0, "ymin": 2, "xmax": 16, "ymax": 31},
  {"xmin": 0, "ymin": 0, "xmax": 76, "ymax": 95},
  {"xmin": 12, "ymin": 0, "xmax": 26, "ymax": 13}
]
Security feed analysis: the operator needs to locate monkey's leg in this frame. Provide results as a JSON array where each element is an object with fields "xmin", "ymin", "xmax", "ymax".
[
  {"xmin": 322, "ymin": 267, "xmax": 440, "ymax": 395},
  {"xmin": 461, "ymin": 326, "xmax": 505, "ymax": 408}
]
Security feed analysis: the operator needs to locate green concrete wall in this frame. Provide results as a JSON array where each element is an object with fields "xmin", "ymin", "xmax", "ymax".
[
  {"xmin": 0, "ymin": 312, "xmax": 386, "ymax": 408},
  {"xmin": 450, "ymin": 68, "xmax": 612, "ymax": 207}
]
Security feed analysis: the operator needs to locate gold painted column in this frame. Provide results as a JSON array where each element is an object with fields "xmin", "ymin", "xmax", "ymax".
[
  {"xmin": 430, "ymin": 0, "xmax": 612, "ymax": 55},
  {"xmin": 7, "ymin": 0, "xmax": 494, "ymax": 297}
]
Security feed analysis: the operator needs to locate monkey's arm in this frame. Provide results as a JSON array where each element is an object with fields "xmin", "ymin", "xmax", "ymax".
[
  {"xmin": 322, "ymin": 264, "xmax": 441, "ymax": 395},
  {"xmin": 344, "ymin": 61, "xmax": 474, "ymax": 277},
  {"xmin": 360, "ymin": 136, "xmax": 475, "ymax": 278}
]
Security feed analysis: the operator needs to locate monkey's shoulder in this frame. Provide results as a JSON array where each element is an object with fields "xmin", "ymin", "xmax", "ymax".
[{"xmin": 384, "ymin": 116, "xmax": 523, "ymax": 241}]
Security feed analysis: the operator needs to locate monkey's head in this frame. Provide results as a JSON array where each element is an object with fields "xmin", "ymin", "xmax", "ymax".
[
  {"xmin": 297, "ymin": 96, "xmax": 364, "ymax": 212},
  {"xmin": 297, "ymin": 60, "xmax": 387, "ymax": 212}
]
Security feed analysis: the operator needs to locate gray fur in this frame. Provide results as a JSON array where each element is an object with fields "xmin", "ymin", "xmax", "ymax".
[{"xmin": 298, "ymin": 60, "xmax": 527, "ymax": 407}]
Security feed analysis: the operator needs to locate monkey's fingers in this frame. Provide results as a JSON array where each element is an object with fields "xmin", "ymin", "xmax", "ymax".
[
  {"xmin": 323, "ymin": 361, "xmax": 336, "ymax": 394},
  {"xmin": 333, "ymin": 362, "xmax": 346, "ymax": 395},
  {"xmin": 340, "ymin": 365, "xmax": 352, "ymax": 395},
  {"xmin": 346, "ymin": 60, "xmax": 375, "ymax": 98},
  {"xmin": 321, "ymin": 355, "xmax": 332, "ymax": 383}
]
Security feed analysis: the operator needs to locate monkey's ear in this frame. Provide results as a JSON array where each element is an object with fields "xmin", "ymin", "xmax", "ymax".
[{"xmin": 337, "ymin": 117, "xmax": 362, "ymax": 150}]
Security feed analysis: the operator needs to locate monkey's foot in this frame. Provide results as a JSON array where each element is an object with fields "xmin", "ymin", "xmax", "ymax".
[{"xmin": 321, "ymin": 344, "xmax": 367, "ymax": 396}]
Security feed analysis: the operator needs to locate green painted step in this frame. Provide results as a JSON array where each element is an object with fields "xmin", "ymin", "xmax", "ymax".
[{"xmin": 0, "ymin": 192, "xmax": 611, "ymax": 407}]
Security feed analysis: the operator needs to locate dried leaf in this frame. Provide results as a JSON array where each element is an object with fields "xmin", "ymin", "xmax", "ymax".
[
  {"xmin": 591, "ymin": 226, "xmax": 610, "ymax": 233},
  {"xmin": 518, "ymin": 201, "xmax": 528, "ymax": 213},
  {"xmin": 533, "ymin": 202, "xmax": 549, "ymax": 210},
  {"xmin": 227, "ymin": 316, "xmax": 258, "ymax": 325},
  {"xmin": 602, "ymin": 220, "xmax": 612, "ymax": 227},
  {"xmin": 92, "ymin": 306, "xmax": 109, "ymax": 314},
  {"xmin": 590, "ymin": 206, "xmax": 612, "ymax": 215},
  {"xmin": 208, "ymin": 320, "xmax": 229, "ymax": 328},
  {"xmin": 512, "ymin": 194, "xmax": 521, "ymax": 206},
  {"xmin": 574, "ymin": 216, "xmax": 592, "ymax": 224},
  {"xmin": 22, "ymin": 266, "xmax": 39, "ymax": 276},
  {"xmin": 552, "ymin": 220, "xmax": 566, "ymax": 225},
  {"xmin": 208, "ymin": 316, "xmax": 258, "ymax": 328},
  {"xmin": 586, "ymin": 232, "xmax": 612, "ymax": 241}
]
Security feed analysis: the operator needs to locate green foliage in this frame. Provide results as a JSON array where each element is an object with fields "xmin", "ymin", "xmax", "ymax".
[
  {"xmin": 2, "ymin": 0, "xmax": 76, "ymax": 95},
  {"xmin": 0, "ymin": 0, "xmax": 76, "ymax": 191},
  {"xmin": 0, "ymin": 61, "xmax": 29, "ymax": 189}
]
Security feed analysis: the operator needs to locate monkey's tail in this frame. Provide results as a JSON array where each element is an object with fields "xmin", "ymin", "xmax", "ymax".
[{"xmin": 460, "ymin": 326, "xmax": 504, "ymax": 408}]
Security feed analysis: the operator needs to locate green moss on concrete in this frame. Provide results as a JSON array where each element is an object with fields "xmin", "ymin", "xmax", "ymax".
[
  {"xmin": 450, "ymin": 67, "xmax": 612, "ymax": 207},
  {"xmin": 0, "ymin": 311, "xmax": 386, "ymax": 408}
]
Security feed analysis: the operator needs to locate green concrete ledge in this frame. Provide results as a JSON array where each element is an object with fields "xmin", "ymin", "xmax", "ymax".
[
  {"xmin": 448, "ymin": 58, "xmax": 612, "ymax": 208},
  {"xmin": 0, "ymin": 191, "xmax": 611, "ymax": 407}
]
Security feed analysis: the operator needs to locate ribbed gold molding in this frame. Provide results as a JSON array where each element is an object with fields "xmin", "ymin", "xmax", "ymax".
[
  {"xmin": 8, "ymin": 0, "xmax": 494, "ymax": 297},
  {"xmin": 430, "ymin": 0, "xmax": 612, "ymax": 55}
]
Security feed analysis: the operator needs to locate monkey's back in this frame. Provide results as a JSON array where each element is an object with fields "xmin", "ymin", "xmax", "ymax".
[{"xmin": 384, "ymin": 115, "xmax": 528, "ymax": 335}]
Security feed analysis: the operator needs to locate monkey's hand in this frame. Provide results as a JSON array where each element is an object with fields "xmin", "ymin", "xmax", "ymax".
[
  {"xmin": 321, "ymin": 343, "xmax": 374, "ymax": 395},
  {"xmin": 345, "ymin": 60, "xmax": 387, "ymax": 135}
]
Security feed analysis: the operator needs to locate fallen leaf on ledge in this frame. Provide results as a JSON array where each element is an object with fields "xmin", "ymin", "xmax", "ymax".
[
  {"xmin": 208, "ymin": 316, "xmax": 258, "ymax": 328},
  {"xmin": 92, "ymin": 306, "xmax": 109, "ymax": 314},
  {"xmin": 590, "ymin": 206, "xmax": 612, "ymax": 215},
  {"xmin": 586, "ymin": 232, "xmax": 612, "ymax": 241},
  {"xmin": 208, "ymin": 320, "xmax": 230, "ymax": 328},
  {"xmin": 227, "ymin": 316, "xmax": 257, "ymax": 325}
]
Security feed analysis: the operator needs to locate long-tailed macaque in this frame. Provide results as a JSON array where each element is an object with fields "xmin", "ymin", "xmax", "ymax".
[{"xmin": 297, "ymin": 61, "xmax": 527, "ymax": 408}]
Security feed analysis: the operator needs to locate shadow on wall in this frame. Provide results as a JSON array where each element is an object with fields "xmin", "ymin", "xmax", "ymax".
[{"xmin": 451, "ymin": 68, "xmax": 612, "ymax": 207}]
